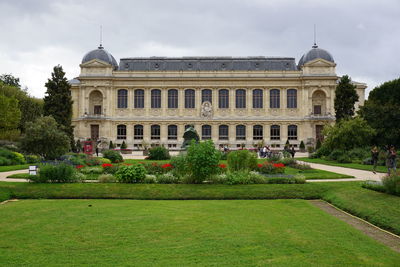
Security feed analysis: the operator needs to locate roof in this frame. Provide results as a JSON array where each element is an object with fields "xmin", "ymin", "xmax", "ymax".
[
  {"xmin": 118, "ymin": 57, "xmax": 297, "ymax": 71},
  {"xmin": 82, "ymin": 46, "xmax": 118, "ymax": 69},
  {"xmin": 298, "ymin": 45, "xmax": 334, "ymax": 66}
]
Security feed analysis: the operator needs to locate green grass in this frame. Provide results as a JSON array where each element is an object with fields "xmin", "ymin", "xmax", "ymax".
[
  {"xmin": 6, "ymin": 173, "xmax": 31, "ymax": 179},
  {"xmin": 285, "ymin": 167, "xmax": 353, "ymax": 179},
  {"xmin": 0, "ymin": 164, "xmax": 31, "ymax": 172},
  {"xmin": 297, "ymin": 157, "xmax": 388, "ymax": 173},
  {"xmin": 0, "ymin": 199, "xmax": 399, "ymax": 266}
]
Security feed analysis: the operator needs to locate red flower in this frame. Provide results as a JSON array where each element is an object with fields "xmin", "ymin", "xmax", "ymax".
[
  {"xmin": 161, "ymin": 163, "xmax": 173, "ymax": 169},
  {"xmin": 76, "ymin": 165, "xmax": 84, "ymax": 169},
  {"xmin": 218, "ymin": 164, "xmax": 227, "ymax": 168},
  {"xmin": 101, "ymin": 163, "xmax": 113, "ymax": 168},
  {"xmin": 273, "ymin": 163, "xmax": 285, "ymax": 168},
  {"xmin": 257, "ymin": 163, "xmax": 263, "ymax": 168},
  {"xmin": 124, "ymin": 163, "xmax": 132, "ymax": 166}
]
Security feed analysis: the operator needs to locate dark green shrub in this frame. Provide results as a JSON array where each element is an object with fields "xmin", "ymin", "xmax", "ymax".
[
  {"xmin": 0, "ymin": 148, "xmax": 25, "ymax": 165},
  {"xmin": 147, "ymin": 146, "xmax": 170, "ymax": 160},
  {"xmin": 337, "ymin": 154, "xmax": 352, "ymax": 163},
  {"xmin": 382, "ymin": 172, "xmax": 400, "ymax": 196},
  {"xmin": 24, "ymin": 155, "xmax": 41, "ymax": 164},
  {"xmin": 280, "ymin": 158, "xmax": 297, "ymax": 167},
  {"xmin": 0, "ymin": 157, "xmax": 11, "ymax": 166},
  {"xmin": 84, "ymin": 156, "xmax": 101, "ymax": 166},
  {"xmin": 170, "ymin": 155, "xmax": 187, "ymax": 177},
  {"xmin": 102, "ymin": 150, "xmax": 123, "ymax": 163},
  {"xmin": 115, "ymin": 164, "xmax": 146, "ymax": 183},
  {"xmin": 120, "ymin": 141, "xmax": 127, "ymax": 149},
  {"xmin": 109, "ymin": 141, "xmax": 115, "ymax": 149},
  {"xmin": 220, "ymin": 151, "xmax": 228, "ymax": 160},
  {"xmin": 102, "ymin": 164, "xmax": 119, "ymax": 174},
  {"xmin": 186, "ymin": 140, "xmax": 221, "ymax": 183},
  {"xmin": 314, "ymin": 145, "xmax": 330, "ymax": 158},
  {"xmin": 348, "ymin": 148, "xmax": 369, "ymax": 160},
  {"xmin": 80, "ymin": 166, "xmax": 103, "ymax": 174},
  {"xmin": 316, "ymin": 139, "xmax": 322, "ymax": 150},
  {"xmin": 268, "ymin": 153, "xmax": 282, "ymax": 162},
  {"xmin": 258, "ymin": 162, "xmax": 285, "ymax": 174},
  {"xmin": 38, "ymin": 163, "xmax": 77, "ymax": 183},
  {"xmin": 328, "ymin": 149, "xmax": 345, "ymax": 161},
  {"xmin": 227, "ymin": 150, "xmax": 257, "ymax": 172},
  {"xmin": 299, "ymin": 141, "xmax": 306, "ymax": 151}
]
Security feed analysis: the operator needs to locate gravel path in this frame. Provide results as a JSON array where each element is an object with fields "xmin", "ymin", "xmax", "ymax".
[{"xmin": 0, "ymin": 169, "xmax": 29, "ymax": 182}]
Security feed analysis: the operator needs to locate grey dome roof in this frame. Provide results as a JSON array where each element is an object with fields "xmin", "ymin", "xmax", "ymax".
[
  {"xmin": 82, "ymin": 45, "xmax": 118, "ymax": 68},
  {"xmin": 298, "ymin": 45, "xmax": 334, "ymax": 67}
]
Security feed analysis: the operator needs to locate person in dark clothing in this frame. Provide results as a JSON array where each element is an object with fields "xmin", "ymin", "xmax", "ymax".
[
  {"xmin": 387, "ymin": 146, "xmax": 397, "ymax": 175},
  {"xmin": 290, "ymin": 146, "xmax": 296, "ymax": 158},
  {"xmin": 371, "ymin": 146, "xmax": 379, "ymax": 174}
]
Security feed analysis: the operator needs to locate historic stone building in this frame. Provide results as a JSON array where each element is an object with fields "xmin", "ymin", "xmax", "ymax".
[{"xmin": 70, "ymin": 43, "xmax": 366, "ymax": 150}]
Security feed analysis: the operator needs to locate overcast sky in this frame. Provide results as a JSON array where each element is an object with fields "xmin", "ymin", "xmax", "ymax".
[{"xmin": 0, "ymin": 0, "xmax": 399, "ymax": 98}]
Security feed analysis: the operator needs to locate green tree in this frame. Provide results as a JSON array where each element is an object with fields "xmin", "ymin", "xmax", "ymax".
[
  {"xmin": 20, "ymin": 116, "xmax": 70, "ymax": 160},
  {"xmin": 334, "ymin": 75, "xmax": 359, "ymax": 121},
  {"xmin": 0, "ymin": 94, "xmax": 21, "ymax": 140},
  {"xmin": 43, "ymin": 65, "xmax": 74, "ymax": 146},
  {"xmin": 0, "ymin": 74, "xmax": 21, "ymax": 88},
  {"xmin": 358, "ymin": 78, "xmax": 400, "ymax": 147}
]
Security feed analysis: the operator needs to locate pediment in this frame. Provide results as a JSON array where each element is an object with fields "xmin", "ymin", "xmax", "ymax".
[
  {"xmin": 304, "ymin": 58, "xmax": 336, "ymax": 67},
  {"xmin": 80, "ymin": 59, "xmax": 112, "ymax": 68}
]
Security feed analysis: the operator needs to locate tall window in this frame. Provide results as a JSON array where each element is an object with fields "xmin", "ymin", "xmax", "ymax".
[
  {"xmin": 117, "ymin": 125, "xmax": 126, "ymax": 139},
  {"xmin": 168, "ymin": 89, "xmax": 178, "ymax": 108},
  {"xmin": 219, "ymin": 89, "xmax": 229, "ymax": 108},
  {"xmin": 253, "ymin": 89, "xmax": 263, "ymax": 108},
  {"xmin": 219, "ymin": 125, "xmax": 229, "ymax": 140},
  {"xmin": 151, "ymin": 125, "xmax": 160, "ymax": 140},
  {"xmin": 134, "ymin": 125, "xmax": 143, "ymax": 140},
  {"xmin": 270, "ymin": 89, "xmax": 280, "ymax": 108},
  {"xmin": 151, "ymin": 89, "xmax": 161, "ymax": 108},
  {"xmin": 134, "ymin": 89, "xmax": 144, "ymax": 108},
  {"xmin": 202, "ymin": 125, "xmax": 211, "ymax": 140},
  {"xmin": 287, "ymin": 89, "xmax": 297, "ymax": 108},
  {"xmin": 236, "ymin": 125, "xmax": 246, "ymax": 140},
  {"xmin": 117, "ymin": 89, "xmax": 128, "ymax": 108},
  {"xmin": 202, "ymin": 89, "xmax": 212, "ymax": 103},
  {"xmin": 288, "ymin": 125, "xmax": 298, "ymax": 140},
  {"xmin": 168, "ymin": 125, "xmax": 177, "ymax": 140},
  {"xmin": 185, "ymin": 89, "xmax": 195, "ymax": 108},
  {"xmin": 253, "ymin": 125, "xmax": 263, "ymax": 140},
  {"xmin": 236, "ymin": 89, "xmax": 246, "ymax": 108},
  {"xmin": 270, "ymin": 125, "xmax": 280, "ymax": 140}
]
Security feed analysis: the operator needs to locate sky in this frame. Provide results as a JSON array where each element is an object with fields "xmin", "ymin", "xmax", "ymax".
[{"xmin": 0, "ymin": 0, "xmax": 399, "ymax": 98}]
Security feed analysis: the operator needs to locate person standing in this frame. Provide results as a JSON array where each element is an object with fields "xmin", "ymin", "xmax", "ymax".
[
  {"xmin": 371, "ymin": 146, "xmax": 379, "ymax": 174},
  {"xmin": 290, "ymin": 146, "xmax": 296, "ymax": 158},
  {"xmin": 387, "ymin": 146, "xmax": 397, "ymax": 175}
]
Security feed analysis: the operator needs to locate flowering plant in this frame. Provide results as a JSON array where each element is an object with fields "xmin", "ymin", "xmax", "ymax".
[
  {"xmin": 76, "ymin": 165, "xmax": 84, "ymax": 169},
  {"xmin": 102, "ymin": 163, "xmax": 118, "ymax": 174},
  {"xmin": 257, "ymin": 161, "xmax": 285, "ymax": 174},
  {"xmin": 218, "ymin": 164, "xmax": 227, "ymax": 169},
  {"xmin": 101, "ymin": 163, "xmax": 113, "ymax": 168}
]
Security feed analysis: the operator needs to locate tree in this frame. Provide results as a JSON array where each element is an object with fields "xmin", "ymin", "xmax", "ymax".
[
  {"xmin": 0, "ymin": 74, "xmax": 21, "ymax": 88},
  {"xmin": 334, "ymin": 75, "xmax": 359, "ymax": 121},
  {"xmin": 20, "ymin": 116, "xmax": 70, "ymax": 160},
  {"xmin": 358, "ymin": 78, "xmax": 400, "ymax": 147},
  {"xmin": 43, "ymin": 65, "xmax": 74, "ymax": 146},
  {"xmin": 0, "ymin": 94, "xmax": 21, "ymax": 140}
]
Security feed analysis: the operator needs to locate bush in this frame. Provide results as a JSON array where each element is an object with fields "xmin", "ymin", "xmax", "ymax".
[
  {"xmin": 280, "ymin": 158, "xmax": 297, "ymax": 167},
  {"xmin": 257, "ymin": 162, "xmax": 285, "ymax": 174},
  {"xmin": 208, "ymin": 174, "xmax": 228, "ymax": 184},
  {"xmin": 291, "ymin": 163, "xmax": 312, "ymax": 171},
  {"xmin": 0, "ymin": 156, "xmax": 11, "ymax": 166},
  {"xmin": 170, "ymin": 155, "xmax": 187, "ymax": 177},
  {"xmin": 348, "ymin": 148, "xmax": 369, "ymax": 160},
  {"xmin": 102, "ymin": 150, "xmax": 123, "ymax": 163},
  {"xmin": 299, "ymin": 141, "xmax": 306, "ymax": 151},
  {"xmin": 98, "ymin": 157, "xmax": 112, "ymax": 164},
  {"xmin": 227, "ymin": 150, "xmax": 257, "ymax": 172},
  {"xmin": 268, "ymin": 153, "xmax": 282, "ymax": 162},
  {"xmin": 157, "ymin": 173, "xmax": 180, "ymax": 184},
  {"xmin": 98, "ymin": 174, "xmax": 116, "ymax": 183},
  {"xmin": 24, "ymin": 154, "xmax": 41, "ymax": 164},
  {"xmin": 60, "ymin": 153, "xmax": 87, "ymax": 166},
  {"xmin": 101, "ymin": 163, "xmax": 119, "ymax": 174},
  {"xmin": 142, "ymin": 162, "xmax": 168, "ymax": 175},
  {"xmin": 143, "ymin": 175, "xmax": 157, "ymax": 184},
  {"xmin": 225, "ymin": 171, "xmax": 252, "ymax": 185},
  {"xmin": 0, "ymin": 148, "xmax": 25, "ymax": 165},
  {"xmin": 120, "ymin": 141, "xmax": 127, "ymax": 149},
  {"xmin": 80, "ymin": 166, "xmax": 103, "ymax": 175},
  {"xmin": 186, "ymin": 140, "xmax": 221, "ymax": 183},
  {"xmin": 12, "ymin": 152, "xmax": 26, "ymax": 164},
  {"xmin": 85, "ymin": 156, "xmax": 102, "ymax": 166},
  {"xmin": 337, "ymin": 154, "xmax": 352, "ymax": 163},
  {"xmin": 38, "ymin": 163, "xmax": 77, "ymax": 183},
  {"xmin": 115, "ymin": 164, "xmax": 146, "ymax": 183},
  {"xmin": 382, "ymin": 172, "xmax": 400, "ymax": 196},
  {"xmin": 147, "ymin": 146, "xmax": 170, "ymax": 160},
  {"xmin": 72, "ymin": 172, "xmax": 86, "ymax": 182}
]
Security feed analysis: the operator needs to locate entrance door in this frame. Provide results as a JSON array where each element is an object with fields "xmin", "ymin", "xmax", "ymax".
[
  {"xmin": 91, "ymin": 125, "xmax": 99, "ymax": 141},
  {"xmin": 94, "ymin": 105, "xmax": 102, "ymax": 115},
  {"xmin": 316, "ymin": 125, "xmax": 324, "ymax": 142}
]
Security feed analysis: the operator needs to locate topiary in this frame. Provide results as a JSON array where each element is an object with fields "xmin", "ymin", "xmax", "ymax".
[
  {"xmin": 299, "ymin": 141, "xmax": 306, "ymax": 152},
  {"xmin": 115, "ymin": 164, "xmax": 146, "ymax": 183},
  {"xmin": 102, "ymin": 149, "xmax": 123, "ymax": 163},
  {"xmin": 120, "ymin": 141, "xmax": 127, "ymax": 149},
  {"xmin": 109, "ymin": 141, "xmax": 115, "ymax": 149},
  {"xmin": 147, "ymin": 146, "xmax": 170, "ymax": 160}
]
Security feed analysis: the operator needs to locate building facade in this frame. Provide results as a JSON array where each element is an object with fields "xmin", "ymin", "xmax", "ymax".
[{"xmin": 70, "ymin": 44, "xmax": 366, "ymax": 150}]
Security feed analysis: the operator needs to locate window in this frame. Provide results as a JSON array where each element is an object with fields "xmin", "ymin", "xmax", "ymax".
[
  {"xmin": 218, "ymin": 89, "xmax": 229, "ymax": 108},
  {"xmin": 270, "ymin": 89, "xmax": 280, "ymax": 108},
  {"xmin": 253, "ymin": 89, "xmax": 263, "ymax": 108},
  {"xmin": 236, "ymin": 125, "xmax": 246, "ymax": 140},
  {"xmin": 168, "ymin": 89, "xmax": 178, "ymax": 108},
  {"xmin": 151, "ymin": 89, "xmax": 161, "ymax": 108},
  {"xmin": 314, "ymin": 105, "xmax": 322, "ymax": 115},
  {"xmin": 168, "ymin": 125, "xmax": 177, "ymax": 140},
  {"xmin": 117, "ymin": 125, "xmax": 126, "ymax": 139},
  {"xmin": 288, "ymin": 125, "xmax": 298, "ymax": 140},
  {"xmin": 134, "ymin": 125, "xmax": 143, "ymax": 140},
  {"xmin": 151, "ymin": 125, "xmax": 160, "ymax": 140},
  {"xmin": 287, "ymin": 89, "xmax": 297, "ymax": 108},
  {"xmin": 94, "ymin": 105, "xmax": 102, "ymax": 115},
  {"xmin": 117, "ymin": 89, "xmax": 128, "ymax": 108},
  {"xmin": 270, "ymin": 125, "xmax": 280, "ymax": 140},
  {"xmin": 202, "ymin": 89, "xmax": 212, "ymax": 103},
  {"xmin": 253, "ymin": 125, "xmax": 263, "ymax": 140},
  {"xmin": 236, "ymin": 89, "xmax": 246, "ymax": 108},
  {"xmin": 202, "ymin": 125, "xmax": 211, "ymax": 140},
  {"xmin": 134, "ymin": 89, "xmax": 144, "ymax": 108},
  {"xmin": 185, "ymin": 89, "xmax": 195, "ymax": 108},
  {"xmin": 219, "ymin": 125, "xmax": 229, "ymax": 140}
]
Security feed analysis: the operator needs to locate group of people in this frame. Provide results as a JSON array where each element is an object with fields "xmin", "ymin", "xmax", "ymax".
[
  {"xmin": 259, "ymin": 145, "xmax": 296, "ymax": 158},
  {"xmin": 371, "ymin": 145, "xmax": 397, "ymax": 175}
]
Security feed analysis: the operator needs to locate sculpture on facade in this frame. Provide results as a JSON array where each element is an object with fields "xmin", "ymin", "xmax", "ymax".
[
  {"xmin": 181, "ymin": 126, "xmax": 200, "ymax": 149},
  {"xmin": 201, "ymin": 101, "xmax": 212, "ymax": 119}
]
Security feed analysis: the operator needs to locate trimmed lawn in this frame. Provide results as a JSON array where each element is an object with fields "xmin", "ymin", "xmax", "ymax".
[
  {"xmin": 297, "ymin": 157, "xmax": 388, "ymax": 173},
  {"xmin": 0, "ymin": 199, "xmax": 399, "ymax": 266},
  {"xmin": 285, "ymin": 167, "xmax": 353, "ymax": 179},
  {"xmin": 0, "ymin": 164, "xmax": 31, "ymax": 172}
]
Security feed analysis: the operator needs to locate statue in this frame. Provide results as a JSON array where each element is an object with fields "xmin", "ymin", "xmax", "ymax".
[
  {"xmin": 181, "ymin": 126, "xmax": 200, "ymax": 149},
  {"xmin": 201, "ymin": 101, "xmax": 212, "ymax": 119}
]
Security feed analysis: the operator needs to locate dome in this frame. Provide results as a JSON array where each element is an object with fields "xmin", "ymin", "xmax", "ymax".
[
  {"xmin": 82, "ymin": 45, "xmax": 118, "ymax": 69},
  {"xmin": 298, "ymin": 44, "xmax": 334, "ymax": 67}
]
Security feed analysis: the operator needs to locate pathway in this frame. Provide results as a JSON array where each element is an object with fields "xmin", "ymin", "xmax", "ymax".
[{"xmin": 0, "ymin": 169, "xmax": 29, "ymax": 182}]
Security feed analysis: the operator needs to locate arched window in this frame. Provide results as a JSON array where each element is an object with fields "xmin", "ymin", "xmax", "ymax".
[
  {"xmin": 168, "ymin": 125, "xmax": 177, "ymax": 140},
  {"xmin": 287, "ymin": 89, "xmax": 297, "ymax": 108},
  {"xmin": 236, "ymin": 89, "xmax": 246, "ymax": 108},
  {"xmin": 134, "ymin": 89, "xmax": 144, "ymax": 108},
  {"xmin": 253, "ymin": 125, "xmax": 263, "ymax": 140},
  {"xmin": 288, "ymin": 125, "xmax": 298, "ymax": 140},
  {"xmin": 185, "ymin": 89, "xmax": 195, "ymax": 108},
  {"xmin": 236, "ymin": 125, "xmax": 246, "ymax": 140},
  {"xmin": 134, "ymin": 125, "xmax": 143, "ymax": 140},
  {"xmin": 270, "ymin": 89, "xmax": 280, "ymax": 108},
  {"xmin": 151, "ymin": 125, "xmax": 160, "ymax": 140},
  {"xmin": 202, "ymin": 125, "xmax": 212, "ymax": 140},
  {"xmin": 270, "ymin": 125, "xmax": 280, "ymax": 140},
  {"xmin": 218, "ymin": 89, "xmax": 229, "ymax": 108},
  {"xmin": 151, "ymin": 89, "xmax": 161, "ymax": 108},
  {"xmin": 202, "ymin": 89, "xmax": 212, "ymax": 103},
  {"xmin": 253, "ymin": 89, "xmax": 263, "ymax": 108},
  {"xmin": 219, "ymin": 125, "xmax": 229, "ymax": 140},
  {"xmin": 117, "ymin": 89, "xmax": 128, "ymax": 108},
  {"xmin": 168, "ymin": 89, "xmax": 178, "ymax": 108},
  {"xmin": 117, "ymin": 125, "xmax": 126, "ymax": 139}
]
